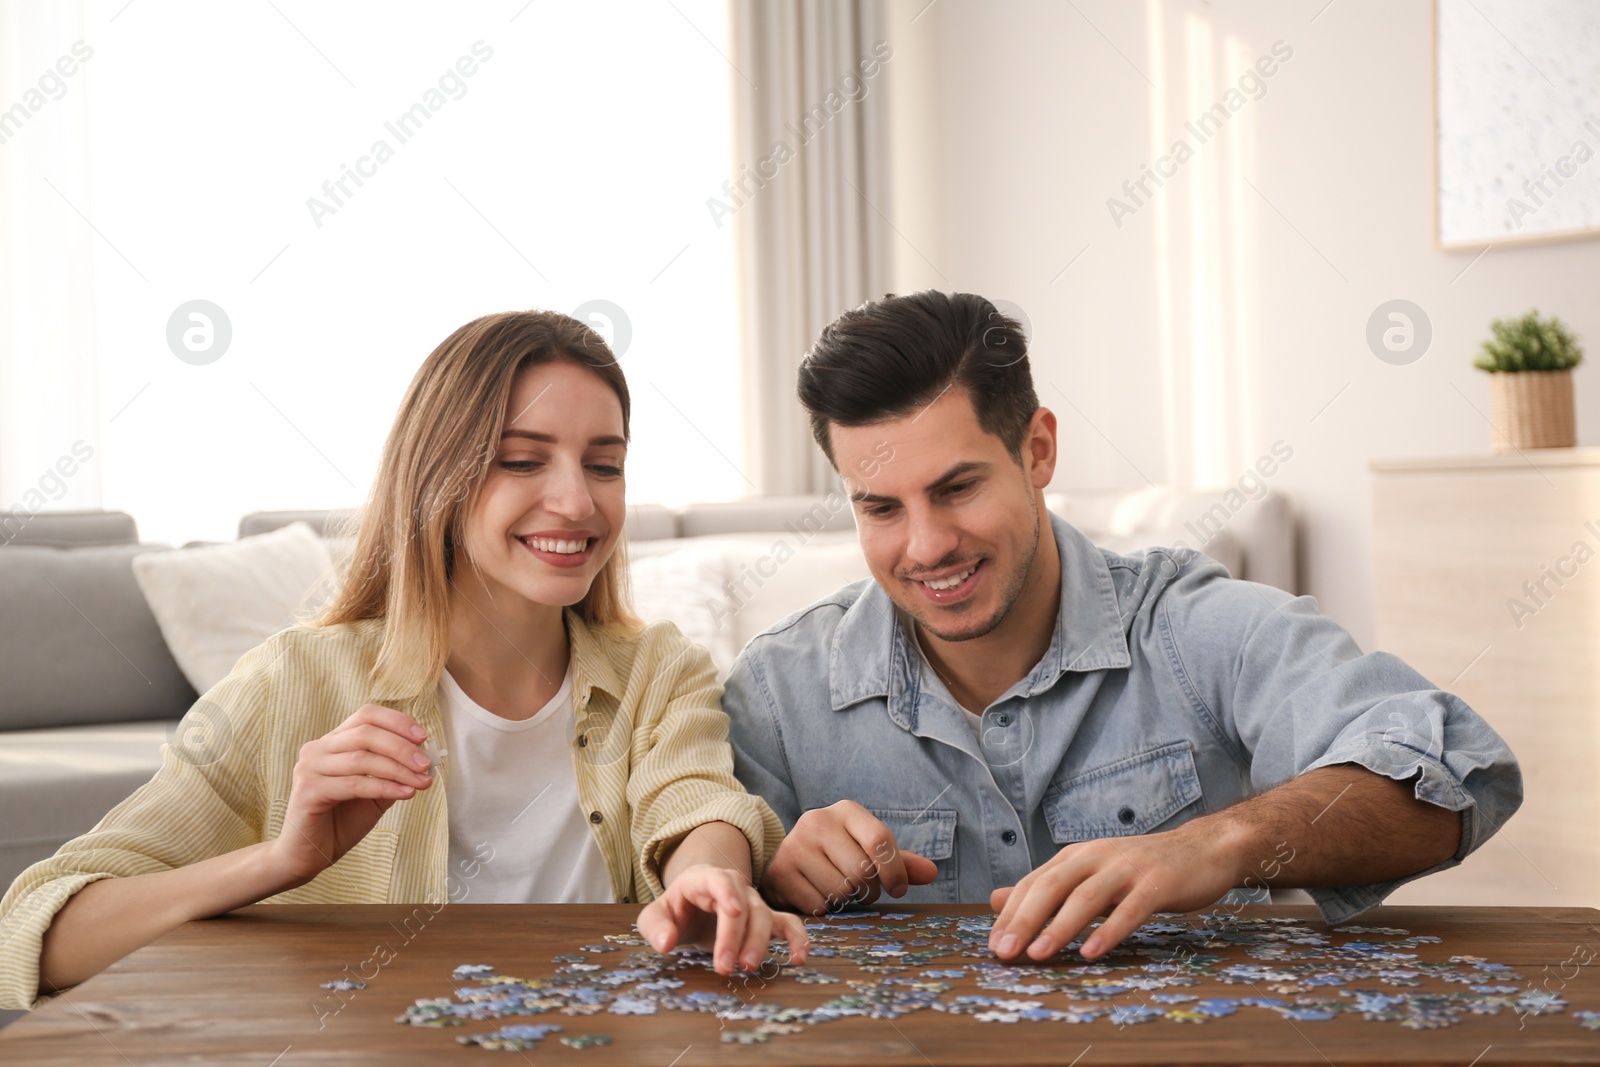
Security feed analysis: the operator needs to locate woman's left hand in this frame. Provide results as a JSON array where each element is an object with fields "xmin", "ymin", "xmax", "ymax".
[{"xmin": 635, "ymin": 863, "xmax": 809, "ymax": 976}]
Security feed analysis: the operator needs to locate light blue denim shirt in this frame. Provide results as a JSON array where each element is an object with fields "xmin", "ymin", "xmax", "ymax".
[{"xmin": 725, "ymin": 513, "xmax": 1522, "ymax": 924}]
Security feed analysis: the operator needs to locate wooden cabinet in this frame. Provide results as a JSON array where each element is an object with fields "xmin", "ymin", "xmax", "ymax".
[{"xmin": 1371, "ymin": 450, "xmax": 1600, "ymax": 908}]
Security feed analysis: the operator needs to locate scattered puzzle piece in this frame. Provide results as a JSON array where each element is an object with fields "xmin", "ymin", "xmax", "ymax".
[
  {"xmin": 720, "ymin": 1029, "xmax": 769, "ymax": 1043},
  {"xmin": 379, "ymin": 908, "xmax": 1587, "ymax": 1050}
]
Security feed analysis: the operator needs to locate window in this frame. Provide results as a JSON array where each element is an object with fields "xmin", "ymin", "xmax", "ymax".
[{"xmin": 73, "ymin": 0, "xmax": 740, "ymax": 543}]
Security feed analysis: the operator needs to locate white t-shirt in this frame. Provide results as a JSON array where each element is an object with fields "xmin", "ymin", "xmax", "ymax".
[{"xmin": 437, "ymin": 666, "xmax": 614, "ymax": 903}]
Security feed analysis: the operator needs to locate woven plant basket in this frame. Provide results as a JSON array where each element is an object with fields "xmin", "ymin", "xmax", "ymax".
[{"xmin": 1488, "ymin": 369, "xmax": 1576, "ymax": 452}]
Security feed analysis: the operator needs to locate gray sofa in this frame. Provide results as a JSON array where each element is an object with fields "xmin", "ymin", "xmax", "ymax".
[
  {"xmin": 0, "ymin": 487, "xmax": 1294, "ymax": 1023},
  {"xmin": 0, "ymin": 512, "xmax": 198, "ymax": 892}
]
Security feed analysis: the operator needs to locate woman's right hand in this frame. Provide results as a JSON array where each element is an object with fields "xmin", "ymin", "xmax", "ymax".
[{"xmin": 267, "ymin": 704, "xmax": 435, "ymax": 887}]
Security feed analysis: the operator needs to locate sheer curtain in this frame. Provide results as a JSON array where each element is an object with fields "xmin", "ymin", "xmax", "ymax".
[
  {"xmin": 728, "ymin": 0, "xmax": 893, "ymax": 495},
  {"xmin": 4, "ymin": 2, "xmax": 741, "ymax": 544},
  {"xmin": 0, "ymin": 1, "xmax": 101, "ymax": 525}
]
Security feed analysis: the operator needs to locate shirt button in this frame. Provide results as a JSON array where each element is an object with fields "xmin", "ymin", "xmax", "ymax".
[
  {"xmin": 1118, "ymin": 807, "xmax": 1136, "ymax": 825},
  {"xmin": 995, "ymin": 713, "xmax": 1012, "ymax": 727},
  {"xmin": 577, "ymin": 734, "xmax": 588, "ymax": 747},
  {"xmin": 590, "ymin": 811, "xmax": 604, "ymax": 824},
  {"xmin": 1001, "ymin": 829, "xmax": 1017, "ymax": 845}
]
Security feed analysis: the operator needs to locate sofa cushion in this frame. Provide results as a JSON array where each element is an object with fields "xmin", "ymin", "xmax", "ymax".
[
  {"xmin": 0, "ymin": 720, "xmax": 169, "ymax": 890},
  {"xmin": 1045, "ymin": 488, "xmax": 1291, "ymax": 591},
  {"xmin": 709, "ymin": 533, "xmax": 872, "ymax": 652},
  {"xmin": 629, "ymin": 541, "xmax": 741, "ymax": 676},
  {"xmin": 237, "ymin": 509, "xmax": 359, "ymax": 539},
  {"xmin": 0, "ymin": 543, "xmax": 196, "ymax": 730},
  {"xmin": 132, "ymin": 522, "xmax": 337, "ymax": 695},
  {"xmin": 625, "ymin": 503, "xmax": 679, "ymax": 542},
  {"xmin": 625, "ymin": 533, "xmax": 871, "ymax": 678},
  {"xmin": 1092, "ymin": 523, "xmax": 1244, "ymax": 581},
  {"xmin": 0, "ymin": 509, "xmax": 138, "ymax": 547},
  {"xmin": 678, "ymin": 496, "xmax": 855, "ymax": 539}
]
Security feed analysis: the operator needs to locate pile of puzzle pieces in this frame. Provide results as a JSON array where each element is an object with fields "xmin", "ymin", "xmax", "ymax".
[{"xmin": 374, "ymin": 910, "xmax": 1599, "ymax": 1050}]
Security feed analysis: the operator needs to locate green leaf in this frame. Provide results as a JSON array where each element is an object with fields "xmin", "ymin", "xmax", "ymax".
[{"xmin": 1473, "ymin": 309, "xmax": 1583, "ymax": 372}]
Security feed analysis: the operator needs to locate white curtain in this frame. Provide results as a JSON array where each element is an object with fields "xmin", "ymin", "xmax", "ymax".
[
  {"xmin": 0, "ymin": 0, "xmax": 100, "ymax": 520},
  {"xmin": 728, "ymin": 0, "xmax": 893, "ymax": 496}
]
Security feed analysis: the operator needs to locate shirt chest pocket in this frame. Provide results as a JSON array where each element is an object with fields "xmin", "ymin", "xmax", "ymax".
[
  {"xmin": 1043, "ymin": 741, "xmax": 1203, "ymax": 844},
  {"xmin": 867, "ymin": 807, "xmax": 959, "ymax": 903}
]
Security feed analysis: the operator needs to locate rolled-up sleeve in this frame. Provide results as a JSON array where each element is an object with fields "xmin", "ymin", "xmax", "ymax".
[
  {"xmin": 625, "ymin": 630, "xmax": 785, "ymax": 900},
  {"xmin": 1160, "ymin": 563, "xmax": 1523, "ymax": 923}
]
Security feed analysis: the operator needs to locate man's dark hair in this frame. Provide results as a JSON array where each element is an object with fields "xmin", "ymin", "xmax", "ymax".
[{"xmin": 797, "ymin": 290, "xmax": 1038, "ymax": 467}]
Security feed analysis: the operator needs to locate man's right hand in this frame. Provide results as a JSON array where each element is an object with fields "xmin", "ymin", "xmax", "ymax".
[
  {"xmin": 761, "ymin": 800, "xmax": 939, "ymax": 915},
  {"xmin": 268, "ymin": 704, "xmax": 435, "ymax": 886}
]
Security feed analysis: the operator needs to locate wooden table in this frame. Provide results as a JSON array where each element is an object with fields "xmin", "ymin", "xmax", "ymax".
[{"xmin": 2, "ymin": 905, "xmax": 1597, "ymax": 1065}]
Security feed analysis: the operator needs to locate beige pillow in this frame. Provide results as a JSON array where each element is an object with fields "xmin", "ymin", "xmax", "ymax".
[
  {"xmin": 710, "ymin": 533, "xmax": 872, "ymax": 652},
  {"xmin": 627, "ymin": 533, "xmax": 873, "ymax": 678},
  {"xmin": 628, "ymin": 540, "xmax": 742, "ymax": 678},
  {"xmin": 131, "ymin": 522, "xmax": 337, "ymax": 693},
  {"xmin": 1091, "ymin": 524, "xmax": 1244, "ymax": 580}
]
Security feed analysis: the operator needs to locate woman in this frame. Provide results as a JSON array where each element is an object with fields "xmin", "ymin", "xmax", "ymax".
[{"xmin": 0, "ymin": 310, "xmax": 806, "ymax": 1010}]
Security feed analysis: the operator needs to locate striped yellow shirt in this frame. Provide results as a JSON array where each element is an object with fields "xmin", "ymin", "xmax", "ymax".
[{"xmin": 0, "ymin": 613, "xmax": 782, "ymax": 1011}]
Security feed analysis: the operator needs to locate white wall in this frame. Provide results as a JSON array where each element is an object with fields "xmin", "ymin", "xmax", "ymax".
[{"xmin": 880, "ymin": 0, "xmax": 1600, "ymax": 651}]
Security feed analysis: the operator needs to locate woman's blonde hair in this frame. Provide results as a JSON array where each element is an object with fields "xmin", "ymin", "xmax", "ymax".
[{"xmin": 316, "ymin": 310, "xmax": 642, "ymax": 690}]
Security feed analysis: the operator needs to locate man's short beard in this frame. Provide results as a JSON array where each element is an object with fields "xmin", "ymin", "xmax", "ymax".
[{"xmin": 915, "ymin": 493, "xmax": 1042, "ymax": 643}]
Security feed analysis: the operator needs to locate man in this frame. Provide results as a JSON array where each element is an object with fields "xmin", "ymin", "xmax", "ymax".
[{"xmin": 725, "ymin": 290, "xmax": 1521, "ymax": 962}]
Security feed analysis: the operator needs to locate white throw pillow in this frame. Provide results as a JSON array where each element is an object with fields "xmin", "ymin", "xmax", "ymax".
[
  {"xmin": 1090, "ymin": 524, "xmax": 1243, "ymax": 580},
  {"xmin": 628, "ymin": 540, "xmax": 744, "ymax": 678},
  {"xmin": 707, "ymin": 533, "xmax": 872, "ymax": 653},
  {"xmin": 131, "ymin": 521, "xmax": 337, "ymax": 694},
  {"xmin": 627, "ymin": 533, "xmax": 873, "ymax": 679}
]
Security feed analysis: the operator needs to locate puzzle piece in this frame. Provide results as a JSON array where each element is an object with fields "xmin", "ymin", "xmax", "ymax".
[
  {"xmin": 387, "ymin": 908, "xmax": 1582, "ymax": 1050},
  {"xmin": 418, "ymin": 739, "xmax": 448, "ymax": 777}
]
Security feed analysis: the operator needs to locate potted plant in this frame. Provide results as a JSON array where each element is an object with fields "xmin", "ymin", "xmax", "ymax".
[{"xmin": 1473, "ymin": 309, "xmax": 1583, "ymax": 452}]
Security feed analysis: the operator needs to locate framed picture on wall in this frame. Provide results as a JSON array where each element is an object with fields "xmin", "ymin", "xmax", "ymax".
[{"xmin": 1434, "ymin": 0, "xmax": 1600, "ymax": 250}]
